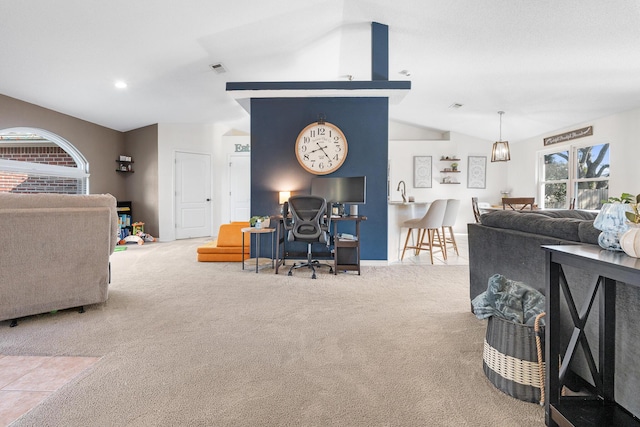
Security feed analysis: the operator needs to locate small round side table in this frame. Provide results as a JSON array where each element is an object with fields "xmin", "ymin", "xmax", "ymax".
[{"xmin": 241, "ymin": 226, "xmax": 276, "ymax": 273}]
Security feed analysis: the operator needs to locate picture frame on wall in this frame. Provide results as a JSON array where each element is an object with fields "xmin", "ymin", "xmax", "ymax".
[
  {"xmin": 413, "ymin": 156, "xmax": 432, "ymax": 188},
  {"xmin": 467, "ymin": 156, "xmax": 486, "ymax": 189}
]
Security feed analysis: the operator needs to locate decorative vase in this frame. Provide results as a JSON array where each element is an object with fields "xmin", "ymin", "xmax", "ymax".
[
  {"xmin": 593, "ymin": 203, "xmax": 631, "ymax": 251},
  {"xmin": 620, "ymin": 223, "xmax": 640, "ymax": 258}
]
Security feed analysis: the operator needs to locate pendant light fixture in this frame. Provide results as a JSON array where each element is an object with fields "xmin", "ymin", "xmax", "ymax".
[{"xmin": 491, "ymin": 111, "xmax": 511, "ymax": 162}]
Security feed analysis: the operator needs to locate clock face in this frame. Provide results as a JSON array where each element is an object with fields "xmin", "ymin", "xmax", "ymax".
[{"xmin": 295, "ymin": 121, "xmax": 348, "ymax": 175}]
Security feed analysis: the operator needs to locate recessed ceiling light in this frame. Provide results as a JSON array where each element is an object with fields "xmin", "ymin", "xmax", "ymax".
[{"xmin": 114, "ymin": 81, "xmax": 127, "ymax": 89}]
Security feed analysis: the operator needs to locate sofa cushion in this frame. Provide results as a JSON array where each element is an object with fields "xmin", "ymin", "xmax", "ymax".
[
  {"xmin": 196, "ymin": 221, "xmax": 251, "ymax": 262},
  {"xmin": 481, "ymin": 210, "xmax": 583, "ymax": 242},
  {"xmin": 216, "ymin": 222, "xmax": 250, "ymax": 247},
  {"xmin": 531, "ymin": 209, "xmax": 598, "ymax": 220},
  {"xmin": 197, "ymin": 240, "xmax": 249, "ymax": 254},
  {"xmin": 578, "ymin": 221, "xmax": 600, "ymax": 245},
  {"xmin": 0, "ymin": 192, "xmax": 118, "ymax": 254}
]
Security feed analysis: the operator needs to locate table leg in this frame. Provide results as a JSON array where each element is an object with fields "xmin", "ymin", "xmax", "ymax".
[
  {"xmin": 255, "ymin": 234, "xmax": 260, "ymax": 273},
  {"xmin": 271, "ymin": 231, "xmax": 274, "ymax": 268},
  {"xmin": 242, "ymin": 231, "xmax": 245, "ymax": 270}
]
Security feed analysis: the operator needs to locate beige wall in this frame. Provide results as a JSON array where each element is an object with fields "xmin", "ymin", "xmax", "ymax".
[
  {"xmin": 0, "ymin": 94, "xmax": 161, "ymax": 235},
  {"xmin": 509, "ymin": 106, "xmax": 640, "ymax": 202},
  {"xmin": 0, "ymin": 94, "xmax": 127, "ymax": 198},
  {"xmin": 124, "ymin": 125, "xmax": 159, "ymax": 237}
]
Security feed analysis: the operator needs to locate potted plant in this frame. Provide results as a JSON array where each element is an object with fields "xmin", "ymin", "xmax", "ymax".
[
  {"xmin": 619, "ymin": 194, "xmax": 640, "ymax": 257},
  {"xmin": 249, "ymin": 215, "xmax": 270, "ymax": 228},
  {"xmin": 451, "ymin": 162, "xmax": 458, "ymax": 171},
  {"xmin": 623, "ymin": 194, "xmax": 640, "ymax": 223}
]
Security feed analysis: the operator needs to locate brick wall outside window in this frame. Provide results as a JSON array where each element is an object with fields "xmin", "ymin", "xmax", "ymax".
[{"xmin": 0, "ymin": 146, "xmax": 80, "ymax": 194}]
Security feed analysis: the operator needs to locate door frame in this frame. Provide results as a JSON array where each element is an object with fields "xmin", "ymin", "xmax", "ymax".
[
  {"xmin": 227, "ymin": 152, "xmax": 251, "ymax": 223},
  {"xmin": 173, "ymin": 149, "xmax": 213, "ymax": 239}
]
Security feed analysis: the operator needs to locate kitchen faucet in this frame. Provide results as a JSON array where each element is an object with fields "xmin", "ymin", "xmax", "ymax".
[{"xmin": 397, "ymin": 180, "xmax": 407, "ymax": 202}]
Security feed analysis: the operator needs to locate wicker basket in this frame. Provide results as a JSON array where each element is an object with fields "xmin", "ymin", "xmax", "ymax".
[{"xmin": 482, "ymin": 314, "xmax": 546, "ymax": 404}]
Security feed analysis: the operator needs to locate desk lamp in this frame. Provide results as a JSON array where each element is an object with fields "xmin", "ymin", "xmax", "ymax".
[{"xmin": 279, "ymin": 191, "xmax": 290, "ymax": 215}]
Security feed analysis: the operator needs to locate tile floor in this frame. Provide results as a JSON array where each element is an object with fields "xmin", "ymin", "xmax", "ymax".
[
  {"xmin": 0, "ymin": 355, "xmax": 99, "ymax": 426},
  {"xmin": 394, "ymin": 233, "xmax": 469, "ymax": 266}
]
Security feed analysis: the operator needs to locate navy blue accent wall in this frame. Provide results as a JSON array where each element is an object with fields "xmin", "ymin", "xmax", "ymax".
[
  {"xmin": 371, "ymin": 22, "xmax": 389, "ymax": 81},
  {"xmin": 250, "ymin": 97, "xmax": 388, "ymax": 260}
]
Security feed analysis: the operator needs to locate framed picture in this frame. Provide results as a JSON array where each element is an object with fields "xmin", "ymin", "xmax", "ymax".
[
  {"xmin": 413, "ymin": 156, "xmax": 432, "ymax": 188},
  {"xmin": 467, "ymin": 156, "xmax": 486, "ymax": 189}
]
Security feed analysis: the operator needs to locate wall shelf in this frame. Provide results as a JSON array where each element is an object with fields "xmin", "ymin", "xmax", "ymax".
[
  {"xmin": 439, "ymin": 157, "xmax": 460, "ymax": 174},
  {"xmin": 116, "ymin": 158, "xmax": 134, "ymax": 173}
]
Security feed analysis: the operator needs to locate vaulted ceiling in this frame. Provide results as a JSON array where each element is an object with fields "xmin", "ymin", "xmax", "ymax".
[{"xmin": 2, "ymin": 0, "xmax": 639, "ymax": 142}]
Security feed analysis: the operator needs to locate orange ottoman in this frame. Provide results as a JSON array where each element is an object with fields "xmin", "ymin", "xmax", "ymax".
[{"xmin": 197, "ymin": 222, "xmax": 250, "ymax": 262}]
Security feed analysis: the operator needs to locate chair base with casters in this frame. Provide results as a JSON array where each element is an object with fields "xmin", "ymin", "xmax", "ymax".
[{"xmin": 287, "ymin": 242, "xmax": 333, "ymax": 279}]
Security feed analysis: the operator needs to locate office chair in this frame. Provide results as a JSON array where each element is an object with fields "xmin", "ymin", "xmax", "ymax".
[{"xmin": 286, "ymin": 195, "xmax": 333, "ymax": 279}]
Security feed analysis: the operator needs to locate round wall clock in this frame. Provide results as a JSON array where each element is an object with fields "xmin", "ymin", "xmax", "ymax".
[{"xmin": 295, "ymin": 121, "xmax": 348, "ymax": 175}]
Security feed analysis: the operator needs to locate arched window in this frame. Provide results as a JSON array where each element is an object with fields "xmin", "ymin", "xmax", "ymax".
[{"xmin": 0, "ymin": 127, "xmax": 90, "ymax": 194}]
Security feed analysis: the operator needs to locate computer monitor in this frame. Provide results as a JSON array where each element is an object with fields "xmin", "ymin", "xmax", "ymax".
[{"xmin": 310, "ymin": 176, "xmax": 366, "ymax": 205}]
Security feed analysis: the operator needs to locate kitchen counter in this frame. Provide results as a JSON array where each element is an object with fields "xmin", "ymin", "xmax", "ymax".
[{"xmin": 388, "ymin": 200, "xmax": 429, "ymax": 206}]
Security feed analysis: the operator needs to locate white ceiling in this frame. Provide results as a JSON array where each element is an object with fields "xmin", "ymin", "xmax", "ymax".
[{"xmin": 2, "ymin": 0, "xmax": 640, "ymax": 142}]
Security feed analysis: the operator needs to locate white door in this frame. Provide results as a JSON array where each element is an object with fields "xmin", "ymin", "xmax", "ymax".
[
  {"xmin": 175, "ymin": 151, "xmax": 212, "ymax": 239},
  {"xmin": 229, "ymin": 154, "xmax": 250, "ymax": 222}
]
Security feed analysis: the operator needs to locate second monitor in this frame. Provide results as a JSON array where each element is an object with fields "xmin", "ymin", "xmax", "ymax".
[{"xmin": 311, "ymin": 176, "xmax": 366, "ymax": 216}]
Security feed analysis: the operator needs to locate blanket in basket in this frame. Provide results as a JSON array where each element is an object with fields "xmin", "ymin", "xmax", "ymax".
[{"xmin": 472, "ymin": 274, "xmax": 545, "ymax": 326}]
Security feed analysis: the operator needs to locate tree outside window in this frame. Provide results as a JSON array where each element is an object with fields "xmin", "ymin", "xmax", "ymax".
[{"xmin": 539, "ymin": 142, "xmax": 609, "ymax": 210}]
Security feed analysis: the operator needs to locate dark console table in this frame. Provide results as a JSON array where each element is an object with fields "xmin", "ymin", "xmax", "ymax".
[{"xmin": 543, "ymin": 244, "xmax": 640, "ymax": 427}]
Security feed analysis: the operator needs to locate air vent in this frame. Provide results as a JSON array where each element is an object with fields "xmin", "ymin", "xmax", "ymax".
[
  {"xmin": 449, "ymin": 103, "xmax": 463, "ymax": 109},
  {"xmin": 209, "ymin": 63, "xmax": 227, "ymax": 74}
]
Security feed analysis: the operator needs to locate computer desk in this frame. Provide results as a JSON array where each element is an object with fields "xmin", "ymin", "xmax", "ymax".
[{"xmin": 274, "ymin": 215, "xmax": 367, "ymax": 275}]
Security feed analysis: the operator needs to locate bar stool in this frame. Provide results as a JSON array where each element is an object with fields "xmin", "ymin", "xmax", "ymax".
[
  {"xmin": 400, "ymin": 199, "xmax": 448, "ymax": 263},
  {"xmin": 471, "ymin": 197, "xmax": 482, "ymax": 223},
  {"xmin": 441, "ymin": 199, "xmax": 460, "ymax": 257}
]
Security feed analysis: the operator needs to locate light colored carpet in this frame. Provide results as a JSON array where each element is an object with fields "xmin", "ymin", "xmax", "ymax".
[{"xmin": 2, "ymin": 238, "xmax": 544, "ymax": 426}]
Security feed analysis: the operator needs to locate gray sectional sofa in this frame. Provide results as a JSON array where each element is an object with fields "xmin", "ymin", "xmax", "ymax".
[{"xmin": 468, "ymin": 209, "xmax": 640, "ymax": 418}]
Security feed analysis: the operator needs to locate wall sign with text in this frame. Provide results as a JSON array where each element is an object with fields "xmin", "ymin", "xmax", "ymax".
[{"xmin": 543, "ymin": 126, "xmax": 593, "ymax": 146}]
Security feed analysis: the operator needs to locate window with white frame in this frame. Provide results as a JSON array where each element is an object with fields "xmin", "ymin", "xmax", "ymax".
[
  {"xmin": 539, "ymin": 142, "xmax": 609, "ymax": 210},
  {"xmin": 0, "ymin": 127, "xmax": 90, "ymax": 194}
]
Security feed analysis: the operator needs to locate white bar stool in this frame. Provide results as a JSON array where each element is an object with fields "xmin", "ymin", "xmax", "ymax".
[{"xmin": 400, "ymin": 199, "xmax": 448, "ymax": 263}]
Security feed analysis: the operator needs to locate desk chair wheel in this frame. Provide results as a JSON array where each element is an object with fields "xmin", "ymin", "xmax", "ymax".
[
  {"xmin": 288, "ymin": 271, "xmax": 293, "ymax": 276},
  {"xmin": 312, "ymin": 273, "xmax": 316, "ymax": 279}
]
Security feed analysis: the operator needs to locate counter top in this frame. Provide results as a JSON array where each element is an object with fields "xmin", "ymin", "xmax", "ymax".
[{"xmin": 388, "ymin": 201, "xmax": 430, "ymax": 205}]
